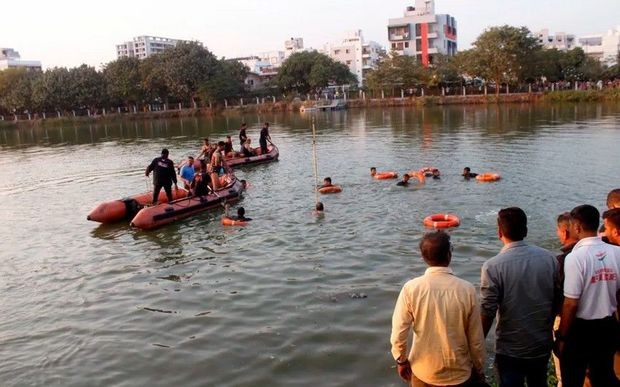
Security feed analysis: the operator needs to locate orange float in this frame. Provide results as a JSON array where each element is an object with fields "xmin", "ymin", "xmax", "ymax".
[
  {"xmin": 373, "ymin": 172, "xmax": 398, "ymax": 180},
  {"xmin": 87, "ymin": 188, "xmax": 189, "ymax": 223},
  {"xmin": 418, "ymin": 167, "xmax": 438, "ymax": 177},
  {"xmin": 318, "ymin": 185, "xmax": 343, "ymax": 194},
  {"xmin": 221, "ymin": 217, "xmax": 249, "ymax": 226},
  {"xmin": 423, "ymin": 214, "xmax": 460, "ymax": 229},
  {"xmin": 476, "ymin": 173, "xmax": 501, "ymax": 182},
  {"xmin": 407, "ymin": 171, "xmax": 426, "ymax": 182}
]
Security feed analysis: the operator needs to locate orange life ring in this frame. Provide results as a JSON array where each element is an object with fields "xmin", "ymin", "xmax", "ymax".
[
  {"xmin": 407, "ymin": 171, "xmax": 426, "ymax": 182},
  {"xmin": 476, "ymin": 173, "xmax": 501, "ymax": 182},
  {"xmin": 423, "ymin": 214, "xmax": 460, "ymax": 229},
  {"xmin": 318, "ymin": 185, "xmax": 343, "ymax": 194},
  {"xmin": 373, "ymin": 171, "xmax": 398, "ymax": 180},
  {"xmin": 418, "ymin": 167, "xmax": 438, "ymax": 177},
  {"xmin": 221, "ymin": 217, "xmax": 249, "ymax": 226}
]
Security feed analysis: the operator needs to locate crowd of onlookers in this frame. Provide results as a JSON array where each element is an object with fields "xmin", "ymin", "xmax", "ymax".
[{"xmin": 391, "ymin": 189, "xmax": 620, "ymax": 387}]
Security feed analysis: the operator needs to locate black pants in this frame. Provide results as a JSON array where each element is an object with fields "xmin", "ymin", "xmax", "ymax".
[
  {"xmin": 494, "ymin": 353, "xmax": 549, "ymax": 387},
  {"xmin": 259, "ymin": 140, "xmax": 267, "ymax": 154},
  {"xmin": 560, "ymin": 316, "xmax": 619, "ymax": 387},
  {"xmin": 152, "ymin": 183, "xmax": 172, "ymax": 204}
]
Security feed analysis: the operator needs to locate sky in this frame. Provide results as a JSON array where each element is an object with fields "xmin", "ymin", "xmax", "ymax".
[{"xmin": 1, "ymin": 0, "xmax": 619, "ymax": 70}]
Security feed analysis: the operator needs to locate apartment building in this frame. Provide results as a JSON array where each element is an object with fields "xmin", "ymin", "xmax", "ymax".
[
  {"xmin": 578, "ymin": 26, "xmax": 620, "ymax": 66},
  {"xmin": 0, "ymin": 48, "xmax": 42, "ymax": 71},
  {"xmin": 116, "ymin": 36, "xmax": 198, "ymax": 60},
  {"xmin": 323, "ymin": 30, "xmax": 383, "ymax": 87},
  {"xmin": 387, "ymin": 0, "xmax": 457, "ymax": 66},
  {"xmin": 534, "ymin": 29, "xmax": 576, "ymax": 51}
]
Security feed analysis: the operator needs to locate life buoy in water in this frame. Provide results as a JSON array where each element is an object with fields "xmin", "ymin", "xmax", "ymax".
[
  {"xmin": 407, "ymin": 171, "xmax": 426, "ymax": 182},
  {"xmin": 419, "ymin": 167, "xmax": 438, "ymax": 177},
  {"xmin": 373, "ymin": 172, "xmax": 398, "ymax": 180},
  {"xmin": 423, "ymin": 214, "xmax": 460, "ymax": 229},
  {"xmin": 318, "ymin": 185, "xmax": 343, "ymax": 194},
  {"xmin": 221, "ymin": 217, "xmax": 249, "ymax": 226},
  {"xmin": 476, "ymin": 173, "xmax": 501, "ymax": 182}
]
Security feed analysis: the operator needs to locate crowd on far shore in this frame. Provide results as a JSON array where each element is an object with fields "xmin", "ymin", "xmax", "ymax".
[{"xmin": 391, "ymin": 189, "xmax": 620, "ymax": 387}]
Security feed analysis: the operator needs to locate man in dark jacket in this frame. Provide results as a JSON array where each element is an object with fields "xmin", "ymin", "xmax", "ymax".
[{"xmin": 146, "ymin": 148, "xmax": 177, "ymax": 205}]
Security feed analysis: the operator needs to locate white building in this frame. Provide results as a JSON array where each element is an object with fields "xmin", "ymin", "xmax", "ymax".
[
  {"xmin": 387, "ymin": 0, "xmax": 457, "ymax": 66},
  {"xmin": 534, "ymin": 29, "xmax": 576, "ymax": 51},
  {"xmin": 578, "ymin": 26, "xmax": 620, "ymax": 66},
  {"xmin": 323, "ymin": 30, "xmax": 383, "ymax": 87},
  {"xmin": 116, "ymin": 36, "xmax": 198, "ymax": 60},
  {"xmin": 284, "ymin": 37, "xmax": 304, "ymax": 58},
  {"xmin": 0, "ymin": 48, "xmax": 42, "ymax": 71}
]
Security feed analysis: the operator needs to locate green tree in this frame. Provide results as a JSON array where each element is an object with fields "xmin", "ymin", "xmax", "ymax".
[
  {"xmin": 465, "ymin": 25, "xmax": 540, "ymax": 94},
  {"xmin": 158, "ymin": 41, "xmax": 219, "ymax": 106},
  {"xmin": 365, "ymin": 53, "xmax": 428, "ymax": 94},
  {"xmin": 0, "ymin": 68, "xmax": 39, "ymax": 114},
  {"xmin": 69, "ymin": 65, "xmax": 105, "ymax": 110},
  {"xmin": 31, "ymin": 67, "xmax": 73, "ymax": 112},
  {"xmin": 103, "ymin": 56, "xmax": 143, "ymax": 107},
  {"xmin": 276, "ymin": 51, "xmax": 357, "ymax": 94},
  {"xmin": 140, "ymin": 54, "xmax": 170, "ymax": 105},
  {"xmin": 201, "ymin": 59, "xmax": 249, "ymax": 103}
]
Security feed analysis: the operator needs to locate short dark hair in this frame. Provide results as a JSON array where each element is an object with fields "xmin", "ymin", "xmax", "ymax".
[
  {"xmin": 241, "ymin": 123, "xmax": 247, "ymax": 127},
  {"xmin": 557, "ymin": 212, "xmax": 571, "ymax": 226},
  {"xmin": 403, "ymin": 174, "xmax": 410, "ymax": 179},
  {"xmin": 316, "ymin": 202, "xmax": 324, "ymax": 211},
  {"xmin": 419, "ymin": 231, "xmax": 451, "ymax": 266},
  {"xmin": 218, "ymin": 141, "xmax": 225, "ymax": 147},
  {"xmin": 237, "ymin": 207, "xmax": 245, "ymax": 217},
  {"xmin": 602, "ymin": 208, "xmax": 620, "ymax": 230},
  {"xmin": 161, "ymin": 148, "xmax": 169, "ymax": 156},
  {"xmin": 188, "ymin": 156, "xmax": 194, "ymax": 160},
  {"xmin": 607, "ymin": 189, "xmax": 620, "ymax": 209},
  {"xmin": 464, "ymin": 167, "xmax": 471, "ymax": 172},
  {"xmin": 324, "ymin": 177, "xmax": 331, "ymax": 183},
  {"xmin": 570, "ymin": 205, "xmax": 600, "ymax": 232},
  {"xmin": 497, "ymin": 207, "xmax": 528, "ymax": 241},
  {"xmin": 370, "ymin": 167, "xmax": 376, "ymax": 171}
]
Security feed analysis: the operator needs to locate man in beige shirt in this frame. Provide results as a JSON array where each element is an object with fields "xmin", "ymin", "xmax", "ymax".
[{"xmin": 390, "ymin": 231, "xmax": 486, "ymax": 387}]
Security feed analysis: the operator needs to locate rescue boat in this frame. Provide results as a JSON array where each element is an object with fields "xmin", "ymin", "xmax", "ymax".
[
  {"xmin": 130, "ymin": 176, "xmax": 245, "ymax": 230},
  {"xmin": 224, "ymin": 143, "xmax": 279, "ymax": 168},
  {"xmin": 87, "ymin": 188, "xmax": 189, "ymax": 223}
]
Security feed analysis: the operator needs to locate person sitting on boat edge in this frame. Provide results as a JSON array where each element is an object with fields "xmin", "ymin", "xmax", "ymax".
[
  {"xmin": 224, "ymin": 136, "xmax": 234, "ymax": 157},
  {"xmin": 179, "ymin": 156, "xmax": 195, "ymax": 190},
  {"xmin": 190, "ymin": 160, "xmax": 212, "ymax": 197},
  {"xmin": 242, "ymin": 138, "xmax": 255, "ymax": 157},
  {"xmin": 239, "ymin": 123, "xmax": 248, "ymax": 151},
  {"xmin": 145, "ymin": 148, "xmax": 178, "ymax": 205},
  {"xmin": 224, "ymin": 204, "xmax": 252, "ymax": 222},
  {"xmin": 462, "ymin": 167, "xmax": 478, "ymax": 179},
  {"xmin": 397, "ymin": 174, "xmax": 411, "ymax": 186},
  {"xmin": 197, "ymin": 138, "xmax": 213, "ymax": 160}
]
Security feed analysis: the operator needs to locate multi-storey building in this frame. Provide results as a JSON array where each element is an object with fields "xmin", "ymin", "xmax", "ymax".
[
  {"xmin": 578, "ymin": 26, "xmax": 620, "ymax": 66},
  {"xmin": 0, "ymin": 48, "xmax": 42, "ymax": 71},
  {"xmin": 387, "ymin": 0, "xmax": 457, "ymax": 66},
  {"xmin": 284, "ymin": 37, "xmax": 304, "ymax": 58},
  {"xmin": 116, "ymin": 36, "xmax": 197, "ymax": 60},
  {"xmin": 323, "ymin": 30, "xmax": 383, "ymax": 87},
  {"xmin": 534, "ymin": 29, "xmax": 576, "ymax": 51}
]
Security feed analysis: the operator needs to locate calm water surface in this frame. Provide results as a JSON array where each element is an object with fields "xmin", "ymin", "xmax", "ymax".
[{"xmin": 1, "ymin": 104, "xmax": 619, "ymax": 386}]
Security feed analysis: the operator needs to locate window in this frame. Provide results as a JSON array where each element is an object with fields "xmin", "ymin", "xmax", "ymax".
[
  {"xmin": 345, "ymin": 49, "xmax": 350, "ymax": 54},
  {"xmin": 346, "ymin": 60, "xmax": 351, "ymax": 65},
  {"xmin": 415, "ymin": 24, "xmax": 422, "ymax": 37},
  {"xmin": 392, "ymin": 43, "xmax": 396, "ymax": 49},
  {"xmin": 405, "ymin": 42, "xmax": 409, "ymax": 48},
  {"xmin": 334, "ymin": 49, "xmax": 340, "ymax": 55}
]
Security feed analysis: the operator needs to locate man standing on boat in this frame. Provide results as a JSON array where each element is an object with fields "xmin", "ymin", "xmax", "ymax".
[
  {"xmin": 239, "ymin": 123, "xmax": 248, "ymax": 152},
  {"xmin": 259, "ymin": 122, "xmax": 271, "ymax": 155},
  {"xmin": 145, "ymin": 148, "xmax": 178, "ymax": 205}
]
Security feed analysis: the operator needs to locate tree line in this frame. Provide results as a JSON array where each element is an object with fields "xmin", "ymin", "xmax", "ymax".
[
  {"xmin": 0, "ymin": 42, "xmax": 249, "ymax": 116},
  {"xmin": 2, "ymin": 25, "xmax": 620, "ymax": 116}
]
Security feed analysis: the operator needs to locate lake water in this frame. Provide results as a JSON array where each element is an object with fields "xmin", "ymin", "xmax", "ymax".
[{"xmin": 0, "ymin": 103, "xmax": 619, "ymax": 386}]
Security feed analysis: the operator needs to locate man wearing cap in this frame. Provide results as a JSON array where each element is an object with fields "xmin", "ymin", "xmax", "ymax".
[{"xmin": 145, "ymin": 148, "xmax": 178, "ymax": 205}]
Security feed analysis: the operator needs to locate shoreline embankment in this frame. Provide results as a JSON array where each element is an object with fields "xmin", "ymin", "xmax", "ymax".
[{"xmin": 1, "ymin": 89, "xmax": 619, "ymax": 129}]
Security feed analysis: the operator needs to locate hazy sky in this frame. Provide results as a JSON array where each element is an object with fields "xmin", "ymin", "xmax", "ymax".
[{"xmin": 2, "ymin": 0, "xmax": 619, "ymax": 69}]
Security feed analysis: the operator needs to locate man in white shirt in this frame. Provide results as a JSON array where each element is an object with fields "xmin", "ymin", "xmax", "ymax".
[
  {"xmin": 555, "ymin": 204, "xmax": 620, "ymax": 387},
  {"xmin": 390, "ymin": 231, "xmax": 486, "ymax": 387}
]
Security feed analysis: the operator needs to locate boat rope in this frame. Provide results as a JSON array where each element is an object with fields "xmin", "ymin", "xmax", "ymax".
[{"xmin": 311, "ymin": 116, "xmax": 320, "ymax": 204}]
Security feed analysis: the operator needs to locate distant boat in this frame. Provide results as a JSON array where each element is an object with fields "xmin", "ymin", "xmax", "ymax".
[
  {"xmin": 300, "ymin": 99, "xmax": 347, "ymax": 113},
  {"xmin": 225, "ymin": 143, "xmax": 279, "ymax": 168}
]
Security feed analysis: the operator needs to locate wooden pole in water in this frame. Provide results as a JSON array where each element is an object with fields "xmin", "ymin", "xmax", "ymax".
[{"xmin": 311, "ymin": 116, "xmax": 320, "ymax": 204}]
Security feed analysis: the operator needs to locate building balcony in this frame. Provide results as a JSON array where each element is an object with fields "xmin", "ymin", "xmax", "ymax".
[{"xmin": 389, "ymin": 34, "xmax": 410, "ymax": 41}]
